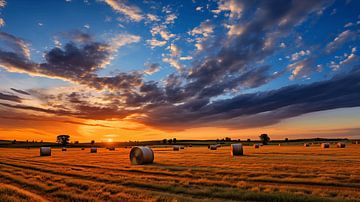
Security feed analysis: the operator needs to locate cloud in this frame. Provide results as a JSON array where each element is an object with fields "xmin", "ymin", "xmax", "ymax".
[
  {"xmin": 216, "ymin": 0, "xmax": 244, "ymax": 19},
  {"xmin": 291, "ymin": 50, "xmax": 311, "ymax": 61},
  {"xmin": 0, "ymin": 32, "xmax": 30, "ymax": 59},
  {"xmin": 146, "ymin": 14, "xmax": 159, "ymax": 22},
  {"xmin": 146, "ymin": 38, "xmax": 166, "ymax": 48},
  {"xmin": 0, "ymin": 18, "xmax": 4, "ymax": 27},
  {"xmin": 325, "ymin": 30, "xmax": 355, "ymax": 53},
  {"xmin": 162, "ymin": 57, "xmax": 182, "ymax": 70},
  {"xmin": 109, "ymin": 33, "xmax": 141, "ymax": 51},
  {"xmin": 0, "ymin": 92, "xmax": 22, "ymax": 103},
  {"xmin": 138, "ymin": 67, "xmax": 360, "ymax": 130},
  {"xmin": 165, "ymin": 13, "xmax": 177, "ymax": 24},
  {"xmin": 180, "ymin": 56, "xmax": 193, "ymax": 60},
  {"xmin": 0, "ymin": 0, "xmax": 6, "ymax": 8},
  {"xmin": 10, "ymin": 88, "xmax": 31, "ymax": 95},
  {"xmin": 144, "ymin": 63, "xmax": 160, "ymax": 75},
  {"xmin": 0, "ymin": 31, "xmax": 142, "ymax": 91},
  {"xmin": 103, "ymin": 0, "xmax": 143, "ymax": 22},
  {"xmin": 288, "ymin": 58, "xmax": 314, "ymax": 80}
]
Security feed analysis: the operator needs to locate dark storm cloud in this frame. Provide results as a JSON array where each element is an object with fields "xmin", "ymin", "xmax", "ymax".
[
  {"xmin": 0, "ymin": 92, "xmax": 22, "ymax": 103},
  {"xmin": 139, "ymin": 67, "xmax": 360, "ymax": 130},
  {"xmin": 0, "ymin": 31, "xmax": 143, "ymax": 92},
  {"xmin": 183, "ymin": 0, "xmax": 330, "ymax": 102},
  {"xmin": 39, "ymin": 42, "xmax": 111, "ymax": 80},
  {"xmin": 10, "ymin": 88, "xmax": 30, "ymax": 95}
]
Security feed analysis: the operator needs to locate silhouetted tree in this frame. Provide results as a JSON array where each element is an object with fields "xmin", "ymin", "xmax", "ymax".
[
  {"xmin": 238, "ymin": 139, "xmax": 241, "ymax": 142},
  {"xmin": 247, "ymin": 138, "xmax": 251, "ymax": 142},
  {"xmin": 162, "ymin": 139, "xmax": 167, "ymax": 144},
  {"xmin": 173, "ymin": 138, "xmax": 177, "ymax": 144},
  {"xmin": 259, "ymin": 134, "xmax": 270, "ymax": 145},
  {"xmin": 12, "ymin": 140, "xmax": 16, "ymax": 144},
  {"xmin": 285, "ymin": 138, "xmax": 289, "ymax": 142},
  {"xmin": 91, "ymin": 140, "xmax": 95, "ymax": 145},
  {"xmin": 57, "ymin": 135, "xmax": 70, "ymax": 146},
  {"xmin": 168, "ymin": 139, "xmax": 173, "ymax": 144},
  {"xmin": 74, "ymin": 141, "xmax": 79, "ymax": 144},
  {"xmin": 225, "ymin": 137, "xmax": 231, "ymax": 141}
]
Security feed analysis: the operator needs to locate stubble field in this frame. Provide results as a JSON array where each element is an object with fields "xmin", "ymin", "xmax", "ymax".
[{"xmin": 0, "ymin": 144, "xmax": 360, "ymax": 202}]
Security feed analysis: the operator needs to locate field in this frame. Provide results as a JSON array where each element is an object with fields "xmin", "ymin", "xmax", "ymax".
[{"xmin": 0, "ymin": 144, "xmax": 360, "ymax": 202}]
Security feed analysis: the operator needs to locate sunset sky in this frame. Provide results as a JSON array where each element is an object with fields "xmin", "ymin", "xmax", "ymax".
[{"xmin": 0, "ymin": 0, "xmax": 360, "ymax": 142}]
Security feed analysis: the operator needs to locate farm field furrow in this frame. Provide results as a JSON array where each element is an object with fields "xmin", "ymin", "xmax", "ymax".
[{"xmin": 0, "ymin": 145, "xmax": 360, "ymax": 202}]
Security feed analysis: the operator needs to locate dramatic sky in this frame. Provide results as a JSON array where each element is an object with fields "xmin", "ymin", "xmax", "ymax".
[{"xmin": 0, "ymin": 0, "xmax": 360, "ymax": 142}]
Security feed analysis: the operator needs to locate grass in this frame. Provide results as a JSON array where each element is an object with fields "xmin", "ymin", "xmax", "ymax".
[{"xmin": 0, "ymin": 145, "xmax": 360, "ymax": 201}]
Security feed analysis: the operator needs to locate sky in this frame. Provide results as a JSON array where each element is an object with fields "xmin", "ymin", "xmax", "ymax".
[{"xmin": 0, "ymin": 0, "xmax": 360, "ymax": 142}]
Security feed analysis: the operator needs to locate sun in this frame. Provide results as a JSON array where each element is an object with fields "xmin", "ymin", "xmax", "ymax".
[{"xmin": 107, "ymin": 138, "xmax": 113, "ymax": 143}]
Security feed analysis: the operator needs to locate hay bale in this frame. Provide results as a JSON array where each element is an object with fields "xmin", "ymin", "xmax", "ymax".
[
  {"xmin": 208, "ymin": 145, "xmax": 210, "ymax": 149},
  {"xmin": 108, "ymin": 147, "xmax": 115, "ymax": 151},
  {"xmin": 90, "ymin": 147, "xmax": 97, "ymax": 153},
  {"xmin": 173, "ymin": 146, "xmax": 180, "ymax": 151},
  {"xmin": 62, "ymin": 147, "xmax": 67, "ymax": 151},
  {"xmin": 40, "ymin": 147, "xmax": 51, "ymax": 156},
  {"xmin": 209, "ymin": 145, "xmax": 217, "ymax": 150},
  {"xmin": 216, "ymin": 144, "xmax": 221, "ymax": 148},
  {"xmin": 180, "ymin": 146, "xmax": 185, "ymax": 149},
  {"xmin": 231, "ymin": 144, "xmax": 243, "ymax": 156},
  {"xmin": 278, "ymin": 144, "xmax": 281, "ymax": 146},
  {"xmin": 81, "ymin": 147, "xmax": 85, "ymax": 150},
  {"xmin": 129, "ymin": 146, "xmax": 154, "ymax": 165},
  {"xmin": 189, "ymin": 144, "xmax": 192, "ymax": 147},
  {"xmin": 321, "ymin": 143, "xmax": 330, "ymax": 149},
  {"xmin": 304, "ymin": 143, "xmax": 310, "ymax": 147},
  {"xmin": 337, "ymin": 142, "xmax": 346, "ymax": 148},
  {"xmin": 253, "ymin": 144, "xmax": 260, "ymax": 149}
]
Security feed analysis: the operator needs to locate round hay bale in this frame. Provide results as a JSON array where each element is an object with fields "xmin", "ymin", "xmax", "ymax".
[
  {"xmin": 304, "ymin": 143, "xmax": 310, "ymax": 147},
  {"xmin": 40, "ymin": 147, "xmax": 51, "ymax": 156},
  {"xmin": 108, "ymin": 147, "xmax": 115, "ymax": 151},
  {"xmin": 62, "ymin": 147, "xmax": 67, "ymax": 151},
  {"xmin": 180, "ymin": 146, "xmax": 185, "ymax": 149},
  {"xmin": 208, "ymin": 145, "xmax": 210, "ymax": 149},
  {"xmin": 321, "ymin": 143, "xmax": 330, "ymax": 149},
  {"xmin": 231, "ymin": 144, "xmax": 243, "ymax": 156},
  {"xmin": 337, "ymin": 142, "xmax": 346, "ymax": 148},
  {"xmin": 253, "ymin": 144, "xmax": 260, "ymax": 149},
  {"xmin": 216, "ymin": 144, "xmax": 221, "ymax": 148},
  {"xmin": 81, "ymin": 147, "xmax": 85, "ymax": 150},
  {"xmin": 129, "ymin": 146, "xmax": 154, "ymax": 165},
  {"xmin": 278, "ymin": 144, "xmax": 281, "ymax": 146},
  {"xmin": 90, "ymin": 147, "xmax": 97, "ymax": 153},
  {"xmin": 173, "ymin": 146, "xmax": 180, "ymax": 151},
  {"xmin": 209, "ymin": 145, "xmax": 217, "ymax": 150},
  {"xmin": 189, "ymin": 144, "xmax": 192, "ymax": 147}
]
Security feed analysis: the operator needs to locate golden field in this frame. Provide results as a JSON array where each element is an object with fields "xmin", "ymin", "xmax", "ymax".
[{"xmin": 0, "ymin": 144, "xmax": 360, "ymax": 202}]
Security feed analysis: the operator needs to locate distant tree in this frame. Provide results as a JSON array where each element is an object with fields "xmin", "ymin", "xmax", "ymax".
[
  {"xmin": 91, "ymin": 140, "xmax": 95, "ymax": 145},
  {"xmin": 247, "ymin": 138, "xmax": 251, "ymax": 142},
  {"xmin": 285, "ymin": 138, "xmax": 289, "ymax": 142},
  {"xmin": 57, "ymin": 135, "xmax": 70, "ymax": 146},
  {"xmin": 162, "ymin": 139, "xmax": 167, "ymax": 144},
  {"xmin": 237, "ymin": 139, "xmax": 241, "ymax": 142},
  {"xmin": 225, "ymin": 137, "xmax": 231, "ymax": 141},
  {"xmin": 40, "ymin": 140, "xmax": 43, "ymax": 143},
  {"xmin": 216, "ymin": 138, "xmax": 219, "ymax": 143},
  {"xmin": 259, "ymin": 134, "xmax": 270, "ymax": 145},
  {"xmin": 26, "ymin": 140, "xmax": 29, "ymax": 143},
  {"xmin": 12, "ymin": 140, "xmax": 16, "ymax": 144},
  {"xmin": 74, "ymin": 141, "xmax": 79, "ymax": 144},
  {"xmin": 173, "ymin": 138, "xmax": 177, "ymax": 144},
  {"xmin": 168, "ymin": 139, "xmax": 173, "ymax": 144}
]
